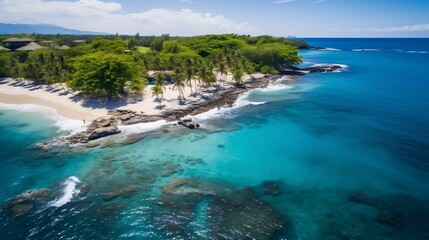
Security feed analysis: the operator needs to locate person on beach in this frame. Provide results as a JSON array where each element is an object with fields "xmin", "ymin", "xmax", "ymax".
[{"xmin": 83, "ymin": 119, "xmax": 85, "ymax": 124}]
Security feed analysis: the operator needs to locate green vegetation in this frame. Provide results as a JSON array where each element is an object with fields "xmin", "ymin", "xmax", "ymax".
[
  {"xmin": 137, "ymin": 46, "xmax": 150, "ymax": 54},
  {"xmin": 68, "ymin": 52, "xmax": 144, "ymax": 97},
  {"xmin": 0, "ymin": 33, "xmax": 306, "ymax": 98}
]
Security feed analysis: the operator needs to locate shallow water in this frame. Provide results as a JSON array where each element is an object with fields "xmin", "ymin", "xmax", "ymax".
[{"xmin": 1, "ymin": 38, "xmax": 428, "ymax": 239}]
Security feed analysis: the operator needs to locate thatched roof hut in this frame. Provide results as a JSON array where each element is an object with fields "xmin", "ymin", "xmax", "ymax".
[
  {"xmin": 0, "ymin": 45, "xmax": 10, "ymax": 51},
  {"xmin": 57, "ymin": 45, "xmax": 70, "ymax": 50},
  {"xmin": 3, "ymin": 37, "xmax": 34, "ymax": 43},
  {"xmin": 71, "ymin": 40, "xmax": 87, "ymax": 46},
  {"xmin": 16, "ymin": 42, "xmax": 46, "ymax": 51},
  {"xmin": 3, "ymin": 38, "xmax": 35, "ymax": 50}
]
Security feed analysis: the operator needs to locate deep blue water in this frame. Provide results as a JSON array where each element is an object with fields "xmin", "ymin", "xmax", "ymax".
[{"xmin": 1, "ymin": 39, "xmax": 428, "ymax": 239}]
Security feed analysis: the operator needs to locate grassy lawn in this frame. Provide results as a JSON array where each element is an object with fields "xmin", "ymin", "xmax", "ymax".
[{"xmin": 137, "ymin": 46, "xmax": 150, "ymax": 53}]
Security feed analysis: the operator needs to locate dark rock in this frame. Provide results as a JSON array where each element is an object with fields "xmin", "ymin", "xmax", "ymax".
[
  {"xmin": 9, "ymin": 204, "xmax": 33, "ymax": 217},
  {"xmin": 120, "ymin": 185, "xmax": 140, "ymax": 197},
  {"xmin": 153, "ymin": 178, "xmax": 290, "ymax": 240},
  {"xmin": 217, "ymin": 144, "xmax": 225, "ymax": 148},
  {"xmin": 301, "ymin": 64, "xmax": 343, "ymax": 73},
  {"xmin": 262, "ymin": 180, "xmax": 283, "ymax": 196},
  {"xmin": 160, "ymin": 167, "xmax": 178, "ymax": 177},
  {"xmin": 184, "ymin": 158, "xmax": 204, "ymax": 165},
  {"xmin": 88, "ymin": 126, "xmax": 121, "ymax": 140},
  {"xmin": 208, "ymin": 187, "xmax": 287, "ymax": 239},
  {"xmin": 348, "ymin": 192, "xmax": 377, "ymax": 208},
  {"xmin": 103, "ymin": 191, "xmax": 120, "ymax": 201},
  {"xmin": 3, "ymin": 189, "xmax": 52, "ymax": 217},
  {"xmin": 79, "ymin": 184, "xmax": 91, "ymax": 196},
  {"xmin": 3, "ymin": 189, "xmax": 51, "ymax": 209},
  {"xmin": 103, "ymin": 185, "xmax": 140, "ymax": 201},
  {"xmin": 178, "ymin": 118, "xmax": 199, "ymax": 129},
  {"xmin": 376, "ymin": 210, "xmax": 403, "ymax": 228},
  {"xmin": 99, "ymin": 202, "xmax": 127, "ymax": 216},
  {"xmin": 38, "ymin": 144, "xmax": 50, "ymax": 152}
]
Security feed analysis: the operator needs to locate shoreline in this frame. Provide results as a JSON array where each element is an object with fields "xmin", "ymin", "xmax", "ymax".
[
  {"xmin": 0, "ymin": 79, "xmax": 107, "ymax": 121},
  {"xmin": 0, "ymin": 64, "xmax": 343, "ymax": 145},
  {"xmin": 0, "ymin": 74, "xmax": 283, "ymax": 145}
]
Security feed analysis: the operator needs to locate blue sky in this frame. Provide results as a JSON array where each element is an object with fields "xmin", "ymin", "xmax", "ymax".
[{"xmin": 1, "ymin": 0, "xmax": 429, "ymax": 37}]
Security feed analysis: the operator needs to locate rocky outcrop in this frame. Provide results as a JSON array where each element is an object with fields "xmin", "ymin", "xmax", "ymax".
[
  {"xmin": 66, "ymin": 117, "xmax": 121, "ymax": 144},
  {"xmin": 154, "ymin": 178, "xmax": 290, "ymax": 239},
  {"xmin": 2, "ymin": 189, "xmax": 51, "ymax": 217},
  {"xmin": 102, "ymin": 185, "xmax": 140, "ymax": 201},
  {"xmin": 178, "ymin": 118, "xmax": 200, "ymax": 129},
  {"xmin": 347, "ymin": 191, "xmax": 429, "ymax": 236},
  {"xmin": 88, "ymin": 126, "xmax": 120, "ymax": 140},
  {"xmin": 262, "ymin": 180, "xmax": 283, "ymax": 196},
  {"xmin": 301, "ymin": 64, "xmax": 343, "ymax": 73},
  {"xmin": 281, "ymin": 64, "xmax": 345, "ymax": 75}
]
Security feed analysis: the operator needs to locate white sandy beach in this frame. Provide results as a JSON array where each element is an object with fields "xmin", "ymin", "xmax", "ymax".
[{"xmin": 0, "ymin": 73, "xmax": 265, "ymax": 121}]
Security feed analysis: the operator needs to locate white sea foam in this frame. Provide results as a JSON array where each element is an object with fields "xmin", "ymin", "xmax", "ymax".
[
  {"xmin": 0, "ymin": 103, "xmax": 85, "ymax": 133},
  {"xmin": 312, "ymin": 63, "xmax": 349, "ymax": 68},
  {"xmin": 352, "ymin": 49, "xmax": 380, "ymax": 52},
  {"xmin": 48, "ymin": 176, "xmax": 80, "ymax": 208},
  {"xmin": 256, "ymin": 83, "xmax": 292, "ymax": 93},
  {"xmin": 321, "ymin": 48, "xmax": 341, "ymax": 51},
  {"xmin": 190, "ymin": 78, "xmax": 296, "ymax": 122},
  {"xmin": 311, "ymin": 63, "xmax": 349, "ymax": 72},
  {"xmin": 406, "ymin": 50, "xmax": 428, "ymax": 54},
  {"xmin": 190, "ymin": 92, "xmax": 266, "ymax": 122},
  {"xmin": 118, "ymin": 120, "xmax": 169, "ymax": 134}
]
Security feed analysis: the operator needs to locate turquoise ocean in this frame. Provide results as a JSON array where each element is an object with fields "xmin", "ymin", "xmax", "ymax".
[{"xmin": 1, "ymin": 38, "xmax": 428, "ymax": 239}]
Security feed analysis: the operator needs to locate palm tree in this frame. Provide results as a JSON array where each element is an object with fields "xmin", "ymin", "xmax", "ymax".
[
  {"xmin": 23, "ymin": 61, "xmax": 42, "ymax": 85},
  {"xmin": 43, "ymin": 52, "xmax": 57, "ymax": 88},
  {"xmin": 197, "ymin": 60, "xmax": 216, "ymax": 91},
  {"xmin": 232, "ymin": 68, "xmax": 244, "ymax": 85},
  {"xmin": 151, "ymin": 84, "xmax": 164, "ymax": 108},
  {"xmin": 6, "ymin": 57, "xmax": 21, "ymax": 81},
  {"xmin": 184, "ymin": 58, "xmax": 195, "ymax": 95},
  {"xmin": 152, "ymin": 84, "xmax": 163, "ymax": 99},
  {"xmin": 173, "ymin": 65, "xmax": 186, "ymax": 101},
  {"xmin": 215, "ymin": 60, "xmax": 227, "ymax": 89},
  {"xmin": 155, "ymin": 72, "xmax": 168, "ymax": 90}
]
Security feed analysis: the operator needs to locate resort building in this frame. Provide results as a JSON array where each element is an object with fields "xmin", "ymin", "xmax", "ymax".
[
  {"xmin": 71, "ymin": 40, "xmax": 87, "ymax": 46},
  {"xmin": 16, "ymin": 42, "xmax": 46, "ymax": 51},
  {"xmin": 2, "ymin": 37, "xmax": 34, "ymax": 50},
  {"xmin": 57, "ymin": 45, "xmax": 70, "ymax": 50},
  {"xmin": 0, "ymin": 45, "xmax": 10, "ymax": 51}
]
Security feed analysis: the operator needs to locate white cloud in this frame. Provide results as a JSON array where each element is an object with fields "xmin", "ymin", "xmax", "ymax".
[
  {"xmin": 178, "ymin": 0, "xmax": 193, "ymax": 3},
  {"xmin": 274, "ymin": 0, "xmax": 296, "ymax": 4},
  {"xmin": 0, "ymin": 0, "xmax": 251, "ymax": 35},
  {"xmin": 315, "ymin": 0, "xmax": 327, "ymax": 3},
  {"xmin": 348, "ymin": 24, "xmax": 429, "ymax": 32}
]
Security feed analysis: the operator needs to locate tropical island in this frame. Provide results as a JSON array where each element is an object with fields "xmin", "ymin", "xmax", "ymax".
[{"xmin": 0, "ymin": 34, "xmax": 340, "ymax": 145}]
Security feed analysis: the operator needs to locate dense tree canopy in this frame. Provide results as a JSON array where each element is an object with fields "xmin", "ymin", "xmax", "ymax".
[
  {"xmin": 1, "ymin": 33, "xmax": 307, "ymax": 97},
  {"xmin": 68, "ymin": 52, "xmax": 145, "ymax": 97}
]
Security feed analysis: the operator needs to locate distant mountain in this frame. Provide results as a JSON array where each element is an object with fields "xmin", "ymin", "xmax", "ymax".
[{"xmin": 0, "ymin": 23, "xmax": 109, "ymax": 35}]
